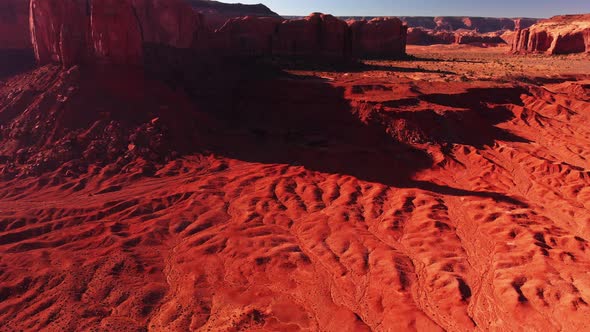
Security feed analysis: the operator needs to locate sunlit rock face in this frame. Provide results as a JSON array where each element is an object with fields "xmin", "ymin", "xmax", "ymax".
[{"xmin": 512, "ymin": 14, "xmax": 590, "ymax": 54}]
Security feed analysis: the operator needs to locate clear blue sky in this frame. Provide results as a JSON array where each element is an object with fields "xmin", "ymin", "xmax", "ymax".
[{"xmin": 227, "ymin": 0, "xmax": 590, "ymax": 18}]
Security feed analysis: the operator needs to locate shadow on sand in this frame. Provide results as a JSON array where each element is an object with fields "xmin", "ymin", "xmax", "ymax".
[
  {"xmin": 0, "ymin": 47, "xmax": 528, "ymax": 201},
  {"xmin": 150, "ymin": 54, "xmax": 530, "ymax": 206}
]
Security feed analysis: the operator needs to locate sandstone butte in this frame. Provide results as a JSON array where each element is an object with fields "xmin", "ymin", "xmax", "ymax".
[
  {"xmin": 27, "ymin": 0, "xmax": 408, "ymax": 66},
  {"xmin": 512, "ymin": 14, "xmax": 590, "ymax": 54}
]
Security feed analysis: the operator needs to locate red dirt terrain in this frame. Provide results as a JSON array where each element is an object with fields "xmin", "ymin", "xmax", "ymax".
[
  {"xmin": 0, "ymin": 43, "xmax": 589, "ymax": 330},
  {"xmin": 1, "ymin": 2, "xmax": 590, "ymax": 331}
]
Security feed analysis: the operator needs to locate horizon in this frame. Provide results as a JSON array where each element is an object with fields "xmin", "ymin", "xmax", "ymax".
[{"xmin": 223, "ymin": 0, "xmax": 590, "ymax": 19}]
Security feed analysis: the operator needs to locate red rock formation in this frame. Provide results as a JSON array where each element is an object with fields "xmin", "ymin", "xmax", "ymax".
[
  {"xmin": 132, "ymin": 0, "xmax": 203, "ymax": 49},
  {"xmin": 406, "ymin": 28, "xmax": 454, "ymax": 45},
  {"xmin": 187, "ymin": 0, "xmax": 281, "ymax": 30},
  {"xmin": 30, "ymin": 3, "xmax": 408, "ymax": 65},
  {"xmin": 30, "ymin": 0, "xmax": 203, "ymax": 66},
  {"xmin": 459, "ymin": 17, "xmax": 516, "ymax": 32},
  {"xmin": 29, "ymin": 0, "xmax": 88, "ymax": 66},
  {"xmin": 500, "ymin": 30, "xmax": 516, "ymax": 45},
  {"xmin": 0, "ymin": 0, "xmax": 31, "ymax": 50},
  {"xmin": 512, "ymin": 14, "xmax": 590, "ymax": 54},
  {"xmin": 344, "ymin": 16, "xmax": 538, "ymax": 34},
  {"xmin": 455, "ymin": 32, "xmax": 505, "ymax": 45},
  {"xmin": 210, "ymin": 16, "xmax": 283, "ymax": 56},
  {"xmin": 400, "ymin": 16, "xmax": 539, "ymax": 46},
  {"xmin": 514, "ymin": 18, "xmax": 537, "ymax": 30},
  {"xmin": 273, "ymin": 13, "xmax": 350, "ymax": 58},
  {"xmin": 89, "ymin": 0, "xmax": 143, "ymax": 65},
  {"xmin": 349, "ymin": 18, "xmax": 407, "ymax": 58},
  {"xmin": 205, "ymin": 14, "xmax": 408, "ymax": 59}
]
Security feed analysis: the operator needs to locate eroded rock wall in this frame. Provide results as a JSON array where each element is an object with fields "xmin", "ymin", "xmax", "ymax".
[{"xmin": 512, "ymin": 14, "xmax": 590, "ymax": 54}]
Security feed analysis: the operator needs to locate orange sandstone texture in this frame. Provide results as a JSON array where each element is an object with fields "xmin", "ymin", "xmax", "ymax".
[{"xmin": 512, "ymin": 14, "xmax": 590, "ymax": 54}]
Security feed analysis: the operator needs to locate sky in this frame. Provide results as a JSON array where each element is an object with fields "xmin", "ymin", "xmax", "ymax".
[{"xmin": 225, "ymin": 0, "xmax": 590, "ymax": 18}]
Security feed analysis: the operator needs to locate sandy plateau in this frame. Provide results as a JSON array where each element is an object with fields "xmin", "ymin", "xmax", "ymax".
[{"xmin": 1, "ymin": 39, "xmax": 590, "ymax": 332}]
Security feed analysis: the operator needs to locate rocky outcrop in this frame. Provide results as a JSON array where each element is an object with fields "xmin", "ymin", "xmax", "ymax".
[
  {"xmin": 349, "ymin": 18, "xmax": 407, "ymax": 58},
  {"xmin": 512, "ymin": 14, "xmax": 590, "ymax": 54},
  {"xmin": 30, "ymin": 0, "xmax": 202, "ymax": 66},
  {"xmin": 209, "ymin": 16, "xmax": 283, "ymax": 56},
  {"xmin": 89, "ymin": 0, "xmax": 143, "ymax": 65},
  {"xmin": 397, "ymin": 16, "xmax": 540, "ymax": 46},
  {"xmin": 187, "ymin": 0, "xmax": 281, "ymax": 30},
  {"xmin": 408, "ymin": 28, "xmax": 506, "ymax": 46},
  {"xmin": 30, "ymin": 2, "xmax": 407, "ymax": 66},
  {"xmin": 132, "ymin": 0, "xmax": 203, "ymax": 49},
  {"xmin": 273, "ymin": 13, "xmax": 351, "ymax": 58},
  {"xmin": 397, "ymin": 16, "xmax": 539, "ymax": 33},
  {"xmin": 207, "ymin": 14, "xmax": 407, "ymax": 59},
  {"xmin": 500, "ymin": 30, "xmax": 517, "ymax": 45},
  {"xmin": 0, "ymin": 0, "xmax": 31, "ymax": 50},
  {"xmin": 514, "ymin": 18, "xmax": 538, "ymax": 30},
  {"xmin": 455, "ymin": 32, "xmax": 505, "ymax": 45},
  {"xmin": 407, "ymin": 28, "xmax": 454, "ymax": 45},
  {"xmin": 29, "ymin": 0, "xmax": 88, "ymax": 66}
]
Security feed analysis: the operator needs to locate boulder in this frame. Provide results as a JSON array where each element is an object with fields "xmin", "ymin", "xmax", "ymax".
[{"xmin": 349, "ymin": 18, "xmax": 407, "ymax": 58}]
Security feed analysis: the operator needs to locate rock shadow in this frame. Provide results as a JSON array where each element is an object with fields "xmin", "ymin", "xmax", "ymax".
[
  {"xmin": 167, "ymin": 57, "xmax": 528, "ymax": 205},
  {"xmin": 379, "ymin": 87, "xmax": 531, "ymax": 149},
  {"xmin": 0, "ymin": 49, "xmax": 36, "ymax": 79}
]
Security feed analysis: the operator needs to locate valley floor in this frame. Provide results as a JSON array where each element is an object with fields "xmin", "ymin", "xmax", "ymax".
[{"xmin": 1, "ymin": 46, "xmax": 590, "ymax": 331}]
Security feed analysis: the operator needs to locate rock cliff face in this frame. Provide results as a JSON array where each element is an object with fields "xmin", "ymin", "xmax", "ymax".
[
  {"xmin": 455, "ymin": 32, "xmax": 505, "ymax": 45},
  {"xmin": 349, "ymin": 18, "xmax": 407, "ymax": 58},
  {"xmin": 29, "ymin": 1, "xmax": 407, "ymax": 66},
  {"xmin": 397, "ymin": 16, "xmax": 539, "ymax": 46},
  {"xmin": 209, "ymin": 14, "xmax": 407, "ymax": 59},
  {"xmin": 0, "ymin": 0, "xmax": 31, "ymax": 50},
  {"xmin": 397, "ymin": 16, "xmax": 539, "ymax": 33},
  {"xmin": 30, "ymin": 0, "xmax": 202, "ymax": 66},
  {"xmin": 512, "ymin": 14, "xmax": 590, "ymax": 54},
  {"xmin": 29, "ymin": 0, "xmax": 88, "ymax": 67},
  {"xmin": 210, "ymin": 16, "xmax": 282, "ymax": 56},
  {"xmin": 273, "ymin": 13, "xmax": 350, "ymax": 57},
  {"xmin": 514, "ymin": 18, "xmax": 538, "ymax": 30}
]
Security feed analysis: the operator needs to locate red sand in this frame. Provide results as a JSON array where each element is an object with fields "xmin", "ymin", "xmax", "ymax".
[{"xmin": 0, "ymin": 46, "xmax": 590, "ymax": 331}]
